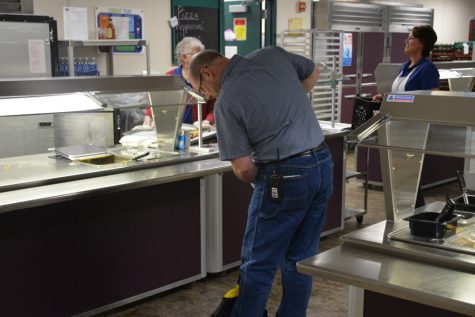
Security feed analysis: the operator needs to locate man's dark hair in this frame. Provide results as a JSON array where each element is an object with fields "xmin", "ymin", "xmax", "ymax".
[
  {"xmin": 189, "ymin": 49, "xmax": 223, "ymax": 81},
  {"xmin": 412, "ymin": 25, "xmax": 437, "ymax": 58}
]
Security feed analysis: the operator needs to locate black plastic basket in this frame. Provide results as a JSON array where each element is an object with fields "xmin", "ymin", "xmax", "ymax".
[
  {"xmin": 453, "ymin": 195, "xmax": 475, "ymax": 213},
  {"xmin": 403, "ymin": 212, "xmax": 459, "ymax": 239},
  {"xmin": 351, "ymin": 97, "xmax": 382, "ymax": 130}
]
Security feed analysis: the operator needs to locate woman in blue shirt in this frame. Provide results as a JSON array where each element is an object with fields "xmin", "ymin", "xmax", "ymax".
[
  {"xmin": 392, "ymin": 25, "xmax": 439, "ymax": 92},
  {"xmin": 374, "ymin": 25, "xmax": 439, "ymax": 100}
]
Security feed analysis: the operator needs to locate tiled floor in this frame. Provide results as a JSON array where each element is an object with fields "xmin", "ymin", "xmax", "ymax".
[{"xmin": 98, "ymin": 151, "xmax": 454, "ymax": 317}]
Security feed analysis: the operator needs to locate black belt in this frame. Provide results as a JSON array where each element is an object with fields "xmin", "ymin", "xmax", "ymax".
[
  {"xmin": 257, "ymin": 142, "xmax": 327, "ymax": 165},
  {"xmin": 285, "ymin": 142, "xmax": 328, "ymax": 160}
]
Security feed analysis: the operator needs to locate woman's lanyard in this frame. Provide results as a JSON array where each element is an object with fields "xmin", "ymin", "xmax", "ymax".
[{"xmin": 391, "ymin": 66, "xmax": 418, "ymax": 92}]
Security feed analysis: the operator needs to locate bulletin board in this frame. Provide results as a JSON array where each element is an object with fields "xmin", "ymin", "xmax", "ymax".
[
  {"xmin": 95, "ymin": 7, "xmax": 144, "ymax": 53},
  {"xmin": 170, "ymin": 0, "xmax": 220, "ymax": 64}
]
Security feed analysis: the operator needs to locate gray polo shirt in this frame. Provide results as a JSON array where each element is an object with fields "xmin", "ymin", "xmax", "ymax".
[{"xmin": 215, "ymin": 46, "xmax": 324, "ymax": 162}]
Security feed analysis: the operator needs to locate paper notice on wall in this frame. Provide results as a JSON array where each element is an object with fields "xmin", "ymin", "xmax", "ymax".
[
  {"xmin": 113, "ymin": 16, "xmax": 131, "ymax": 39},
  {"xmin": 28, "ymin": 40, "xmax": 47, "ymax": 74},
  {"xmin": 63, "ymin": 7, "xmax": 88, "ymax": 40},
  {"xmin": 234, "ymin": 18, "xmax": 247, "ymax": 41},
  {"xmin": 288, "ymin": 18, "xmax": 303, "ymax": 30},
  {"xmin": 169, "ymin": 16, "xmax": 178, "ymax": 28},
  {"xmin": 225, "ymin": 46, "xmax": 238, "ymax": 58},
  {"xmin": 343, "ymin": 33, "xmax": 353, "ymax": 67}
]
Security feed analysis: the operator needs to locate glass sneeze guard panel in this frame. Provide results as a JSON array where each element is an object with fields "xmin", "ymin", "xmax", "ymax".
[
  {"xmin": 0, "ymin": 76, "xmax": 207, "ymax": 157},
  {"xmin": 91, "ymin": 89, "xmax": 206, "ymax": 109},
  {"xmin": 91, "ymin": 89, "xmax": 206, "ymax": 152},
  {"xmin": 90, "ymin": 92, "xmax": 149, "ymax": 109},
  {"xmin": 351, "ymin": 91, "xmax": 475, "ymax": 159},
  {"xmin": 357, "ymin": 120, "xmax": 475, "ymax": 158},
  {"xmin": 349, "ymin": 90, "xmax": 475, "ymax": 220}
]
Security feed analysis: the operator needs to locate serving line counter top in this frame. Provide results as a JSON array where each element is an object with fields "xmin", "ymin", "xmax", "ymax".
[
  {"xmin": 0, "ymin": 150, "xmax": 219, "ymax": 192},
  {"xmin": 298, "ymin": 242, "xmax": 475, "ymax": 316},
  {"xmin": 0, "ymin": 126, "xmax": 349, "ymax": 214},
  {"xmin": 341, "ymin": 204, "xmax": 475, "ymax": 272},
  {"xmin": 320, "ymin": 121, "xmax": 351, "ymax": 138},
  {"xmin": 0, "ymin": 157, "xmax": 233, "ymax": 214},
  {"xmin": 297, "ymin": 214, "xmax": 475, "ymax": 316}
]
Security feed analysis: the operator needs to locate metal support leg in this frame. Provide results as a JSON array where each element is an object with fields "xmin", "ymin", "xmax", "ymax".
[
  {"xmin": 67, "ymin": 43, "xmax": 75, "ymax": 77},
  {"xmin": 348, "ymin": 286, "xmax": 364, "ymax": 317},
  {"xmin": 330, "ymin": 55, "xmax": 336, "ymax": 128},
  {"xmin": 356, "ymin": 147, "xmax": 369, "ymax": 224},
  {"xmin": 197, "ymin": 103, "xmax": 203, "ymax": 148},
  {"xmin": 145, "ymin": 43, "xmax": 151, "ymax": 75},
  {"xmin": 364, "ymin": 147, "xmax": 370, "ymax": 212},
  {"xmin": 107, "ymin": 47, "xmax": 114, "ymax": 75}
]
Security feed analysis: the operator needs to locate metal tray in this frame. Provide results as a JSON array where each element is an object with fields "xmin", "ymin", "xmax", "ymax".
[{"xmin": 55, "ymin": 145, "xmax": 107, "ymax": 160}]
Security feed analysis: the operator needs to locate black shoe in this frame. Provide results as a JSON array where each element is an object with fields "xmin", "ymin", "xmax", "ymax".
[{"xmin": 210, "ymin": 297, "xmax": 236, "ymax": 317}]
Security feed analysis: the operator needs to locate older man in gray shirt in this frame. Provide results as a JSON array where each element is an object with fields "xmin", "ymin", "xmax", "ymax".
[{"xmin": 189, "ymin": 46, "xmax": 333, "ymax": 317}]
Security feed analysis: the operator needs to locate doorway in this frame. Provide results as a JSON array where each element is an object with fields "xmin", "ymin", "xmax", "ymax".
[{"xmin": 221, "ymin": 0, "xmax": 276, "ymax": 56}]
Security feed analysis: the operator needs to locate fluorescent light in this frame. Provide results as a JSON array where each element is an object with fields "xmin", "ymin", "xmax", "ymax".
[{"xmin": 0, "ymin": 93, "xmax": 103, "ymax": 116}]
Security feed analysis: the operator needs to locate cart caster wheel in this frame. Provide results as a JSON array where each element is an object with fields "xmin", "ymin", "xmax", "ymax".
[{"xmin": 356, "ymin": 215, "xmax": 364, "ymax": 224}]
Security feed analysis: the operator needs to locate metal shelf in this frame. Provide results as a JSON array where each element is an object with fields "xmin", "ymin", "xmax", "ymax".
[
  {"xmin": 59, "ymin": 39, "xmax": 150, "ymax": 77},
  {"xmin": 60, "ymin": 39, "xmax": 148, "ymax": 47}
]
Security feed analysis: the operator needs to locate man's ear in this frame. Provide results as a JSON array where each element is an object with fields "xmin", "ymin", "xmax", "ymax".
[{"xmin": 201, "ymin": 66, "xmax": 212, "ymax": 80}]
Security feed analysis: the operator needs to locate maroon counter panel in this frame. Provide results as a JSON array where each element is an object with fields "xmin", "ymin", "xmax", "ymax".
[
  {"xmin": 222, "ymin": 171, "xmax": 253, "ymax": 266},
  {"xmin": 0, "ymin": 178, "xmax": 202, "ymax": 317},
  {"xmin": 322, "ymin": 135, "xmax": 345, "ymax": 234},
  {"xmin": 364, "ymin": 290, "xmax": 470, "ymax": 317}
]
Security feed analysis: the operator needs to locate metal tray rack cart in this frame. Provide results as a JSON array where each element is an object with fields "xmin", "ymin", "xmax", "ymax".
[{"xmin": 346, "ymin": 97, "xmax": 382, "ymax": 223}]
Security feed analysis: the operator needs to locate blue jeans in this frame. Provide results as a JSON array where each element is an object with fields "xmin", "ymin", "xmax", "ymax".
[{"xmin": 231, "ymin": 148, "xmax": 333, "ymax": 317}]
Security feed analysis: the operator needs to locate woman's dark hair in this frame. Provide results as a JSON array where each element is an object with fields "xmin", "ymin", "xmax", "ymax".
[{"xmin": 412, "ymin": 25, "xmax": 438, "ymax": 57}]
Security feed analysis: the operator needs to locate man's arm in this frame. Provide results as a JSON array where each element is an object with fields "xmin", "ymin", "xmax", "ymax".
[
  {"xmin": 231, "ymin": 156, "xmax": 258, "ymax": 183},
  {"xmin": 301, "ymin": 65, "xmax": 320, "ymax": 93}
]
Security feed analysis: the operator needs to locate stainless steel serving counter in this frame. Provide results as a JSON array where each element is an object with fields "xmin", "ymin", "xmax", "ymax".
[
  {"xmin": 0, "ymin": 126, "xmax": 350, "ymax": 214},
  {"xmin": 297, "ymin": 210, "xmax": 475, "ymax": 316},
  {"xmin": 0, "ymin": 150, "xmax": 219, "ymax": 192},
  {"xmin": 341, "ymin": 210, "xmax": 475, "ymax": 273},
  {"xmin": 298, "ymin": 244, "xmax": 475, "ymax": 316},
  {"xmin": 0, "ymin": 154, "xmax": 233, "ymax": 214}
]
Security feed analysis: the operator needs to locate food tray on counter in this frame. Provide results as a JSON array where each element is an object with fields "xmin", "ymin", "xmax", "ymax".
[
  {"xmin": 403, "ymin": 212, "xmax": 460, "ymax": 240},
  {"xmin": 388, "ymin": 211, "xmax": 475, "ymax": 256}
]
